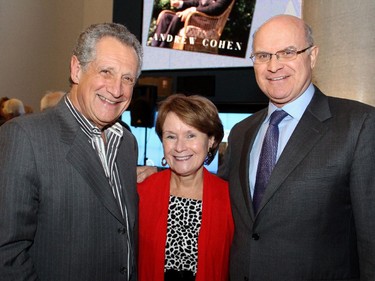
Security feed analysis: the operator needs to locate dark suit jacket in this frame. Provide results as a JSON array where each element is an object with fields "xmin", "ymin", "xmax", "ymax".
[
  {"xmin": 218, "ymin": 87, "xmax": 375, "ymax": 280},
  {"xmin": 0, "ymin": 100, "xmax": 138, "ymax": 280}
]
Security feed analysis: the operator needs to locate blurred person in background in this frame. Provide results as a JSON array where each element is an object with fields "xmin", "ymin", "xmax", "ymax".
[
  {"xmin": 0, "ymin": 97, "xmax": 9, "ymax": 126},
  {"xmin": 2, "ymin": 98, "xmax": 25, "ymax": 121},
  {"xmin": 40, "ymin": 90, "xmax": 66, "ymax": 111}
]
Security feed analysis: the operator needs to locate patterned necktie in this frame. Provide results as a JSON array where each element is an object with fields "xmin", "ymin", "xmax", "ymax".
[{"xmin": 253, "ymin": 110, "xmax": 288, "ymax": 213}]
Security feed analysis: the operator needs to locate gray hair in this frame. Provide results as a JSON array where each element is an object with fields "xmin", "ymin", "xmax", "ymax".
[
  {"xmin": 72, "ymin": 23, "xmax": 143, "ymax": 79},
  {"xmin": 303, "ymin": 22, "xmax": 314, "ymax": 47}
]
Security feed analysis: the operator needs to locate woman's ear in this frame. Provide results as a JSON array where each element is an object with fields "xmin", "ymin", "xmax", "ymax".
[{"xmin": 208, "ymin": 136, "xmax": 215, "ymax": 150}]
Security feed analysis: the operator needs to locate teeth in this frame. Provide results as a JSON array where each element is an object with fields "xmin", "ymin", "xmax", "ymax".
[
  {"xmin": 270, "ymin": 76, "xmax": 286, "ymax": 81},
  {"xmin": 175, "ymin": 156, "xmax": 190, "ymax": 161},
  {"xmin": 98, "ymin": 95, "xmax": 116, "ymax": 104}
]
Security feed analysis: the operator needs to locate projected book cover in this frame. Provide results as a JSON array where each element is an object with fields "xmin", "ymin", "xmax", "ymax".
[
  {"xmin": 141, "ymin": 0, "xmax": 302, "ymax": 70},
  {"xmin": 147, "ymin": 0, "xmax": 255, "ymax": 58}
]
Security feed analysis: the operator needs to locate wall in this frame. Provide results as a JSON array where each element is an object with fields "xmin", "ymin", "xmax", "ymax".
[
  {"xmin": 1, "ymin": 1, "xmax": 374, "ymax": 111},
  {"xmin": 303, "ymin": 0, "xmax": 375, "ymax": 106},
  {"xmin": 0, "ymin": 0, "xmax": 112, "ymax": 112}
]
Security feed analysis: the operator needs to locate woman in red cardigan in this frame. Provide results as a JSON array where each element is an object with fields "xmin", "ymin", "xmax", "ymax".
[{"xmin": 138, "ymin": 94, "xmax": 234, "ymax": 281}]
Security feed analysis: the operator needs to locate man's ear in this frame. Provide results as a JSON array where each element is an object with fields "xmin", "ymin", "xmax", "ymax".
[
  {"xmin": 309, "ymin": 45, "xmax": 319, "ymax": 69},
  {"xmin": 70, "ymin": 55, "xmax": 81, "ymax": 84}
]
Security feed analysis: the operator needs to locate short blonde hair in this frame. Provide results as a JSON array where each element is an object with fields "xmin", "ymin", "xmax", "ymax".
[
  {"xmin": 3, "ymin": 98, "xmax": 25, "ymax": 117},
  {"xmin": 40, "ymin": 91, "xmax": 65, "ymax": 111}
]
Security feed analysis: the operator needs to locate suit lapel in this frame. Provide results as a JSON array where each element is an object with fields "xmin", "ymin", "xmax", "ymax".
[
  {"xmin": 257, "ymin": 89, "xmax": 332, "ymax": 214},
  {"xmin": 56, "ymin": 102, "xmax": 125, "ymax": 224},
  {"xmin": 67, "ymin": 136, "xmax": 125, "ymax": 224},
  {"xmin": 116, "ymin": 135, "xmax": 138, "ymax": 229}
]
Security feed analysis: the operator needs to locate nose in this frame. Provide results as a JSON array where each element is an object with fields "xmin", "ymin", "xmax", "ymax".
[
  {"xmin": 175, "ymin": 138, "xmax": 186, "ymax": 152},
  {"xmin": 106, "ymin": 77, "xmax": 123, "ymax": 98},
  {"xmin": 267, "ymin": 55, "xmax": 284, "ymax": 72}
]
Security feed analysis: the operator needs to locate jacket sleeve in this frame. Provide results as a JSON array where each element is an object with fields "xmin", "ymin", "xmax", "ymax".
[
  {"xmin": 0, "ymin": 121, "xmax": 39, "ymax": 280},
  {"xmin": 350, "ymin": 109, "xmax": 375, "ymax": 278}
]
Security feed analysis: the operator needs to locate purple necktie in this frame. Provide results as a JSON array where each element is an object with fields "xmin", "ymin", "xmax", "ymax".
[{"xmin": 253, "ymin": 110, "xmax": 288, "ymax": 213}]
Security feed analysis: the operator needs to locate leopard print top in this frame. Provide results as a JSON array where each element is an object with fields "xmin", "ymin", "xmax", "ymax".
[{"xmin": 164, "ymin": 195, "xmax": 202, "ymax": 275}]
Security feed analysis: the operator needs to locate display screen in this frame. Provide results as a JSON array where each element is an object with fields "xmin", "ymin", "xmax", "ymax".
[{"xmin": 141, "ymin": 0, "xmax": 302, "ymax": 70}]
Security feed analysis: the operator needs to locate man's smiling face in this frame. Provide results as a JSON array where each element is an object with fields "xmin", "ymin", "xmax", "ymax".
[
  {"xmin": 70, "ymin": 36, "xmax": 138, "ymax": 129},
  {"xmin": 252, "ymin": 15, "xmax": 318, "ymax": 107}
]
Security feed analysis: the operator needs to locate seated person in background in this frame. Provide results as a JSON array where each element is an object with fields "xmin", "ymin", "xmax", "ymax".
[
  {"xmin": 2, "ymin": 98, "xmax": 25, "ymax": 121},
  {"xmin": 0, "ymin": 97, "xmax": 9, "ymax": 126},
  {"xmin": 151, "ymin": 0, "xmax": 232, "ymax": 48},
  {"xmin": 137, "ymin": 94, "xmax": 234, "ymax": 281},
  {"xmin": 40, "ymin": 90, "xmax": 65, "ymax": 111},
  {"xmin": 24, "ymin": 105, "xmax": 34, "ymax": 114}
]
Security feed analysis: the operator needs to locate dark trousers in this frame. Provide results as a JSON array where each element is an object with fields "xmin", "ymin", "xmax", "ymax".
[{"xmin": 152, "ymin": 12, "xmax": 184, "ymax": 48}]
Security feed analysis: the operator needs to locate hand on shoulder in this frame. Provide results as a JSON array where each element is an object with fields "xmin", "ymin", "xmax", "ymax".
[{"xmin": 137, "ymin": 166, "xmax": 158, "ymax": 183}]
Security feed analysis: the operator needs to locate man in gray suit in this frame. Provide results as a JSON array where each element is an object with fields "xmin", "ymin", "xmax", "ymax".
[
  {"xmin": 0, "ymin": 23, "xmax": 143, "ymax": 280},
  {"xmin": 218, "ymin": 15, "xmax": 375, "ymax": 280}
]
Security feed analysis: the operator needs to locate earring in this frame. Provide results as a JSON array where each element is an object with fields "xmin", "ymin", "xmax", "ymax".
[
  {"xmin": 161, "ymin": 157, "xmax": 167, "ymax": 167},
  {"xmin": 204, "ymin": 151, "xmax": 213, "ymax": 165}
]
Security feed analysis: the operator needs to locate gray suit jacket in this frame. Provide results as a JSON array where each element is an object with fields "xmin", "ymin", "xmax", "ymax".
[
  {"xmin": 0, "ymin": 100, "xmax": 138, "ymax": 280},
  {"xmin": 219, "ymin": 87, "xmax": 375, "ymax": 281}
]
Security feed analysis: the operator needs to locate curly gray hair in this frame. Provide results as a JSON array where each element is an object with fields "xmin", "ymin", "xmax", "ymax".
[{"xmin": 71, "ymin": 22, "xmax": 143, "ymax": 83}]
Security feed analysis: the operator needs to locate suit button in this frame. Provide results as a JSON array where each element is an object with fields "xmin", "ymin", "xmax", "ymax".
[
  {"xmin": 118, "ymin": 227, "xmax": 126, "ymax": 234},
  {"xmin": 120, "ymin": 266, "xmax": 127, "ymax": 275},
  {"xmin": 244, "ymin": 277, "xmax": 249, "ymax": 281},
  {"xmin": 252, "ymin": 233, "xmax": 260, "ymax": 240}
]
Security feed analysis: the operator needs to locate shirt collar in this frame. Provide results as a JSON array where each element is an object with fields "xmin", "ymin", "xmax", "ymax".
[
  {"xmin": 64, "ymin": 95, "xmax": 123, "ymax": 139},
  {"xmin": 266, "ymin": 83, "xmax": 315, "ymax": 122}
]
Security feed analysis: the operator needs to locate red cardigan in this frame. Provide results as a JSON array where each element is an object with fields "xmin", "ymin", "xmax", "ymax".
[{"xmin": 138, "ymin": 168, "xmax": 234, "ymax": 281}]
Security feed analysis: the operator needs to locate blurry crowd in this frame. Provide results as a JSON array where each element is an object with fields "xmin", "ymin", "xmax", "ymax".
[{"xmin": 0, "ymin": 91, "xmax": 65, "ymax": 126}]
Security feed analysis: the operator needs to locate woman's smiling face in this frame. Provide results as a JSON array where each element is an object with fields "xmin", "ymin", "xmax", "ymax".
[{"xmin": 162, "ymin": 112, "xmax": 214, "ymax": 177}]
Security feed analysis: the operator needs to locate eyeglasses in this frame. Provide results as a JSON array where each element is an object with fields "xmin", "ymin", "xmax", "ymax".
[{"xmin": 250, "ymin": 46, "xmax": 314, "ymax": 64}]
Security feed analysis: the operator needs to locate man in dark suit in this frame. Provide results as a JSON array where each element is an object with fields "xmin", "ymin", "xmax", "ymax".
[
  {"xmin": 218, "ymin": 15, "xmax": 375, "ymax": 280},
  {"xmin": 0, "ymin": 23, "xmax": 143, "ymax": 280},
  {"xmin": 151, "ymin": 0, "xmax": 232, "ymax": 47}
]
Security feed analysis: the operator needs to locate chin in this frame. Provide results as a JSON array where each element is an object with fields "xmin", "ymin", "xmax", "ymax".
[
  {"xmin": 172, "ymin": 168, "xmax": 193, "ymax": 176},
  {"xmin": 268, "ymin": 92, "xmax": 292, "ymax": 102},
  {"xmin": 100, "ymin": 112, "xmax": 121, "ymax": 122}
]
